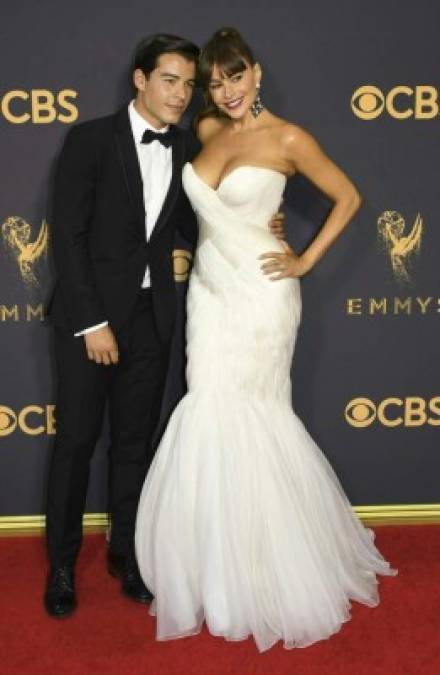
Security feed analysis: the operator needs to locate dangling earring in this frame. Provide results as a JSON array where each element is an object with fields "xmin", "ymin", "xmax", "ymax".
[{"xmin": 250, "ymin": 83, "xmax": 264, "ymax": 118}]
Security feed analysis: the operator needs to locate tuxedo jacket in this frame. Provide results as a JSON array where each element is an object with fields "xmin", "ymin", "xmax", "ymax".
[{"xmin": 48, "ymin": 106, "xmax": 199, "ymax": 341}]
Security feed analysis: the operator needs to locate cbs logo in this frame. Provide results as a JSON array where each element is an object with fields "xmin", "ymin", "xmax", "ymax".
[
  {"xmin": 351, "ymin": 85, "xmax": 439, "ymax": 120},
  {"xmin": 345, "ymin": 397, "xmax": 440, "ymax": 428},
  {"xmin": 0, "ymin": 405, "xmax": 56, "ymax": 436},
  {"xmin": 1, "ymin": 90, "xmax": 78, "ymax": 124}
]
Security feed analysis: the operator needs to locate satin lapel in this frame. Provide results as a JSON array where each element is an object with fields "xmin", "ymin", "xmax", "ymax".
[
  {"xmin": 149, "ymin": 130, "xmax": 185, "ymax": 242},
  {"xmin": 114, "ymin": 107, "xmax": 145, "ymax": 233}
]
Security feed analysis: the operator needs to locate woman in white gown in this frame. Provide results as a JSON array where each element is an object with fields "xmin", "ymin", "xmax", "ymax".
[{"xmin": 135, "ymin": 27, "xmax": 396, "ymax": 652}]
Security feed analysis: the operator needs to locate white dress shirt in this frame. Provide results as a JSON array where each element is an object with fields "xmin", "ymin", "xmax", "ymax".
[{"xmin": 75, "ymin": 100, "xmax": 173, "ymax": 336}]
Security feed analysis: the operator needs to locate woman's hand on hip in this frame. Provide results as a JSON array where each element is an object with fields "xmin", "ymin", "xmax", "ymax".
[{"xmin": 259, "ymin": 242, "xmax": 311, "ymax": 280}]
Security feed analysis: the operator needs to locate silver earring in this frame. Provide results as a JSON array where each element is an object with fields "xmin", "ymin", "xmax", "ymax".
[{"xmin": 250, "ymin": 83, "xmax": 264, "ymax": 118}]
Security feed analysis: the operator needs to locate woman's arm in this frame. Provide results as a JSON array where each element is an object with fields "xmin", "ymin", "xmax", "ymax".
[{"xmin": 261, "ymin": 126, "xmax": 362, "ymax": 279}]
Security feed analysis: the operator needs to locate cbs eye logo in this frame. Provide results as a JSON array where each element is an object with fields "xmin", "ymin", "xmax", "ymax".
[
  {"xmin": 345, "ymin": 396, "xmax": 440, "ymax": 428},
  {"xmin": 172, "ymin": 249, "xmax": 192, "ymax": 282},
  {"xmin": 1, "ymin": 89, "xmax": 78, "ymax": 124},
  {"xmin": 0, "ymin": 405, "xmax": 56, "ymax": 436},
  {"xmin": 351, "ymin": 86, "xmax": 385, "ymax": 120},
  {"xmin": 351, "ymin": 85, "xmax": 439, "ymax": 120}
]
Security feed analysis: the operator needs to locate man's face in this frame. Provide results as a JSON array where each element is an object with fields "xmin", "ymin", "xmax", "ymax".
[{"xmin": 134, "ymin": 53, "xmax": 196, "ymax": 128}]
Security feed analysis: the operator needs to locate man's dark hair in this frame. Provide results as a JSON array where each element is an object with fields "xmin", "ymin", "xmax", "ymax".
[{"xmin": 132, "ymin": 33, "xmax": 200, "ymax": 79}]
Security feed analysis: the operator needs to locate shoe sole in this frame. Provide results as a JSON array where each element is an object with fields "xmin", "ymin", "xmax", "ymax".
[{"xmin": 44, "ymin": 602, "xmax": 77, "ymax": 619}]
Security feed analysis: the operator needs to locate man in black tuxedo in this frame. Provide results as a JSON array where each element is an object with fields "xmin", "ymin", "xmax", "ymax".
[
  {"xmin": 45, "ymin": 33, "xmax": 284, "ymax": 618},
  {"xmin": 45, "ymin": 34, "xmax": 201, "ymax": 617}
]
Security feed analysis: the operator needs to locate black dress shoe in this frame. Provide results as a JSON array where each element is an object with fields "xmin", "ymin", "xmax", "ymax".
[
  {"xmin": 107, "ymin": 551, "xmax": 153, "ymax": 603},
  {"xmin": 44, "ymin": 565, "xmax": 77, "ymax": 618}
]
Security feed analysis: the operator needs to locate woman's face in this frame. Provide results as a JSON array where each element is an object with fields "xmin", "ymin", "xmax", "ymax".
[{"xmin": 208, "ymin": 61, "xmax": 261, "ymax": 119}]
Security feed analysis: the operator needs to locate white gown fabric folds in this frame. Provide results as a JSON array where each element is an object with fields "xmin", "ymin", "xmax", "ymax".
[{"xmin": 135, "ymin": 163, "xmax": 396, "ymax": 652}]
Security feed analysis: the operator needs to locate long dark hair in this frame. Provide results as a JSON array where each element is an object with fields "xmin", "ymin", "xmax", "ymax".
[{"xmin": 196, "ymin": 27, "xmax": 256, "ymax": 123}]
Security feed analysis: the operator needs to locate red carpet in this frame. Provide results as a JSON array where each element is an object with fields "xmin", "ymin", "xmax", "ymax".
[{"xmin": 1, "ymin": 526, "xmax": 439, "ymax": 675}]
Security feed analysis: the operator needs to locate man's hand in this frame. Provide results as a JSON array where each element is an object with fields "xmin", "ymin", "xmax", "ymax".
[
  {"xmin": 268, "ymin": 210, "xmax": 286, "ymax": 240},
  {"xmin": 84, "ymin": 325, "xmax": 119, "ymax": 365}
]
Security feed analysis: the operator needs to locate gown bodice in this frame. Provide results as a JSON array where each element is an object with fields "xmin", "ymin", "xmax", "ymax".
[
  {"xmin": 181, "ymin": 162, "xmax": 300, "ymax": 400},
  {"xmin": 183, "ymin": 162, "xmax": 287, "ymax": 235}
]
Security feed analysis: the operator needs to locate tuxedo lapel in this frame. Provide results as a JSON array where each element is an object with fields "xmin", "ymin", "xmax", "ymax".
[
  {"xmin": 114, "ymin": 107, "xmax": 145, "ymax": 233},
  {"xmin": 149, "ymin": 130, "xmax": 185, "ymax": 242}
]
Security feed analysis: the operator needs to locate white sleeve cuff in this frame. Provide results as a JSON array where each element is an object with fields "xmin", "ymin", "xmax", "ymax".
[{"xmin": 74, "ymin": 321, "xmax": 108, "ymax": 337}]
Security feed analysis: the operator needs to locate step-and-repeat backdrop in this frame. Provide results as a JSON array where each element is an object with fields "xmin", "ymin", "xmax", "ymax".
[{"xmin": 1, "ymin": 1, "xmax": 439, "ymax": 518}]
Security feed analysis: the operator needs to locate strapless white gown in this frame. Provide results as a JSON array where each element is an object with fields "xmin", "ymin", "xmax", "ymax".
[{"xmin": 135, "ymin": 162, "xmax": 396, "ymax": 652}]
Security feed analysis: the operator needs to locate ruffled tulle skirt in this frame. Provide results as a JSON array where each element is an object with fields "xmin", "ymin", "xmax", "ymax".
[{"xmin": 135, "ymin": 389, "xmax": 396, "ymax": 652}]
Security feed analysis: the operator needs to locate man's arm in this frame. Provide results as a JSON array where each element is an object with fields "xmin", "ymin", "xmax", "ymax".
[
  {"xmin": 176, "ymin": 191, "xmax": 198, "ymax": 245},
  {"xmin": 175, "ymin": 132, "xmax": 201, "ymax": 245},
  {"xmin": 52, "ymin": 125, "xmax": 107, "ymax": 333}
]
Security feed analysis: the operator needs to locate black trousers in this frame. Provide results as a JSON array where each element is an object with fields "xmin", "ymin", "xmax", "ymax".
[{"xmin": 46, "ymin": 290, "xmax": 171, "ymax": 568}]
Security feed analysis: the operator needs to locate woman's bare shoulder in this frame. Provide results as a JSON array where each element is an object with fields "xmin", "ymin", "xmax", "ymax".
[
  {"xmin": 196, "ymin": 115, "xmax": 230, "ymax": 144},
  {"xmin": 276, "ymin": 120, "xmax": 320, "ymax": 154}
]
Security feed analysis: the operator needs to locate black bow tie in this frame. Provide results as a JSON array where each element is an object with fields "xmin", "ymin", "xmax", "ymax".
[{"xmin": 141, "ymin": 128, "xmax": 174, "ymax": 148}]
